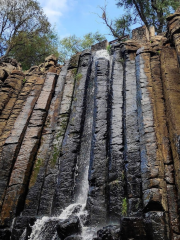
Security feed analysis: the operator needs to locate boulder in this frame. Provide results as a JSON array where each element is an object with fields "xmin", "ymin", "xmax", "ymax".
[
  {"xmin": 45, "ymin": 54, "xmax": 58, "ymax": 68},
  {"xmin": 64, "ymin": 235, "xmax": 82, "ymax": 240},
  {"xmin": 57, "ymin": 216, "xmax": 81, "ymax": 240}
]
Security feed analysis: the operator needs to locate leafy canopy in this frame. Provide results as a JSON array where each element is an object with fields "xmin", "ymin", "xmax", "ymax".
[
  {"xmin": 59, "ymin": 32, "xmax": 106, "ymax": 63},
  {"xmin": 116, "ymin": 0, "xmax": 180, "ymax": 33},
  {"xmin": 10, "ymin": 29, "xmax": 59, "ymax": 70},
  {"xmin": 0, "ymin": 0, "xmax": 51, "ymax": 60}
]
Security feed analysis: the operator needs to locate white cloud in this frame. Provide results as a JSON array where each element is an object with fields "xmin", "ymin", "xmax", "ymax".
[{"xmin": 39, "ymin": 0, "xmax": 76, "ymax": 25}]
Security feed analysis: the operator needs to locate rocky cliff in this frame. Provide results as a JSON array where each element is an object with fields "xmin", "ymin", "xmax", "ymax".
[{"xmin": 1, "ymin": 9, "xmax": 180, "ymax": 240}]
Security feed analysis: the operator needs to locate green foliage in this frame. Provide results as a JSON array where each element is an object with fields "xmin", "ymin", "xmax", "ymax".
[
  {"xmin": 122, "ymin": 198, "xmax": 128, "ymax": 216},
  {"xmin": 116, "ymin": 0, "xmax": 179, "ymax": 33},
  {"xmin": 10, "ymin": 28, "xmax": 59, "ymax": 70},
  {"xmin": 30, "ymin": 157, "xmax": 44, "ymax": 186},
  {"xmin": 52, "ymin": 145, "xmax": 60, "ymax": 167},
  {"xmin": 106, "ymin": 45, "xmax": 111, "ymax": 54},
  {"xmin": 119, "ymin": 58, "xmax": 124, "ymax": 64},
  {"xmin": 59, "ymin": 31, "xmax": 106, "ymax": 63},
  {"xmin": 23, "ymin": 78, "xmax": 26, "ymax": 83},
  {"xmin": 75, "ymin": 73, "xmax": 83, "ymax": 82},
  {"xmin": 113, "ymin": 14, "xmax": 132, "ymax": 36},
  {"xmin": 0, "ymin": 0, "xmax": 51, "ymax": 60},
  {"xmin": 72, "ymin": 68, "xmax": 78, "ymax": 77}
]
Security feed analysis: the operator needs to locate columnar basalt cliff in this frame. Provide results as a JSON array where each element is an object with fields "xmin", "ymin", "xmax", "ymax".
[{"xmin": 1, "ymin": 9, "xmax": 180, "ymax": 240}]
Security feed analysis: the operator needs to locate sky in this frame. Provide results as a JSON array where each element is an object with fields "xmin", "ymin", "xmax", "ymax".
[{"xmin": 38, "ymin": 0, "xmax": 139, "ymax": 42}]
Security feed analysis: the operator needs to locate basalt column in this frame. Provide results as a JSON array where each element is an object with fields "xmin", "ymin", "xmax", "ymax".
[
  {"xmin": 0, "ymin": 73, "xmax": 57, "ymax": 226},
  {"xmin": 150, "ymin": 53, "xmax": 180, "ymax": 239},
  {"xmin": 107, "ymin": 46, "xmax": 124, "ymax": 223},
  {"xmin": 22, "ymin": 62, "xmax": 69, "ymax": 217},
  {"xmin": 160, "ymin": 46, "xmax": 180, "ymax": 239},
  {"xmin": 124, "ymin": 51, "xmax": 142, "ymax": 217},
  {"xmin": 136, "ymin": 51, "xmax": 169, "ymax": 239},
  {"xmin": 38, "ymin": 56, "xmax": 79, "ymax": 216},
  {"xmin": 87, "ymin": 57, "xmax": 109, "ymax": 226},
  {"xmin": 52, "ymin": 52, "xmax": 92, "ymax": 213}
]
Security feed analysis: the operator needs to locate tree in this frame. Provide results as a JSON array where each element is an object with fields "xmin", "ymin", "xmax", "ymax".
[
  {"xmin": 59, "ymin": 32, "xmax": 106, "ymax": 63},
  {"xmin": 0, "ymin": 0, "xmax": 51, "ymax": 60},
  {"xmin": 10, "ymin": 29, "xmax": 59, "ymax": 70},
  {"xmin": 116, "ymin": 0, "xmax": 180, "ymax": 33},
  {"xmin": 97, "ymin": 4, "xmax": 132, "ymax": 40}
]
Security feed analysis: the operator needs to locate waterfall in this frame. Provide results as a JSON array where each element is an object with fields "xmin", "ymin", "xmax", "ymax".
[{"xmin": 28, "ymin": 49, "xmax": 111, "ymax": 240}]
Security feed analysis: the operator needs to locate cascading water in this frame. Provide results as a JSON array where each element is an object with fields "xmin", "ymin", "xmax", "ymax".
[{"xmin": 28, "ymin": 49, "xmax": 111, "ymax": 240}]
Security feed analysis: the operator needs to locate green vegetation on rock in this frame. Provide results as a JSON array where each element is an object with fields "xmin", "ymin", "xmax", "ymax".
[
  {"xmin": 122, "ymin": 197, "xmax": 128, "ymax": 216},
  {"xmin": 75, "ymin": 73, "xmax": 83, "ymax": 82}
]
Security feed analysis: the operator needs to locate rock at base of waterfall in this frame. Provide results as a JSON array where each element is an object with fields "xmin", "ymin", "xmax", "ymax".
[
  {"xmin": 64, "ymin": 235, "xmax": 82, "ymax": 240},
  {"xmin": 120, "ymin": 217, "xmax": 147, "ymax": 240},
  {"xmin": 93, "ymin": 225, "xmax": 120, "ymax": 240},
  {"xmin": 57, "ymin": 216, "xmax": 81, "ymax": 240},
  {"xmin": 0, "ymin": 229, "xmax": 11, "ymax": 240}
]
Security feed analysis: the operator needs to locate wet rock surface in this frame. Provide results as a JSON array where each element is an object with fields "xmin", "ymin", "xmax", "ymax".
[
  {"xmin": 1, "ymin": 12, "xmax": 180, "ymax": 240},
  {"xmin": 57, "ymin": 216, "xmax": 81, "ymax": 240},
  {"xmin": 93, "ymin": 225, "xmax": 120, "ymax": 240}
]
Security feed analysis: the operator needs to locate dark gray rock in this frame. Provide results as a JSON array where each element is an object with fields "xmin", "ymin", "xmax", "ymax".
[
  {"xmin": 120, "ymin": 217, "xmax": 147, "ymax": 240},
  {"xmin": 93, "ymin": 225, "xmax": 120, "ymax": 240},
  {"xmin": 145, "ymin": 212, "xmax": 168, "ymax": 240},
  {"xmin": 11, "ymin": 216, "xmax": 36, "ymax": 240},
  {"xmin": 64, "ymin": 235, "xmax": 82, "ymax": 240},
  {"xmin": 57, "ymin": 216, "xmax": 81, "ymax": 240},
  {"xmin": 0, "ymin": 229, "xmax": 11, "ymax": 240}
]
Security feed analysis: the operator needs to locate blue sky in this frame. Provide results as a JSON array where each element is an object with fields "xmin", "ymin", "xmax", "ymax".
[{"xmin": 38, "ymin": 0, "xmax": 140, "ymax": 41}]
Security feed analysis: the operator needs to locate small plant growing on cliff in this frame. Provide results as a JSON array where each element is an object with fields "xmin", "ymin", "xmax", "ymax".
[
  {"xmin": 106, "ymin": 45, "xmax": 111, "ymax": 54},
  {"xmin": 75, "ymin": 73, "xmax": 83, "ymax": 82},
  {"xmin": 119, "ymin": 58, "xmax": 124, "ymax": 64},
  {"xmin": 23, "ymin": 78, "xmax": 26, "ymax": 83},
  {"xmin": 72, "ymin": 68, "xmax": 77, "ymax": 77},
  {"xmin": 122, "ymin": 197, "xmax": 127, "ymax": 216}
]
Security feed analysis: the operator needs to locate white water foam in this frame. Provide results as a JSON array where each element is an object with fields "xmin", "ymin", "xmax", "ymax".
[{"xmin": 93, "ymin": 49, "xmax": 111, "ymax": 62}]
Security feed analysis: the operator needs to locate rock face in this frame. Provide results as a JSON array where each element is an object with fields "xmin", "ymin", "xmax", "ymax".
[{"xmin": 1, "ymin": 12, "xmax": 180, "ymax": 240}]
